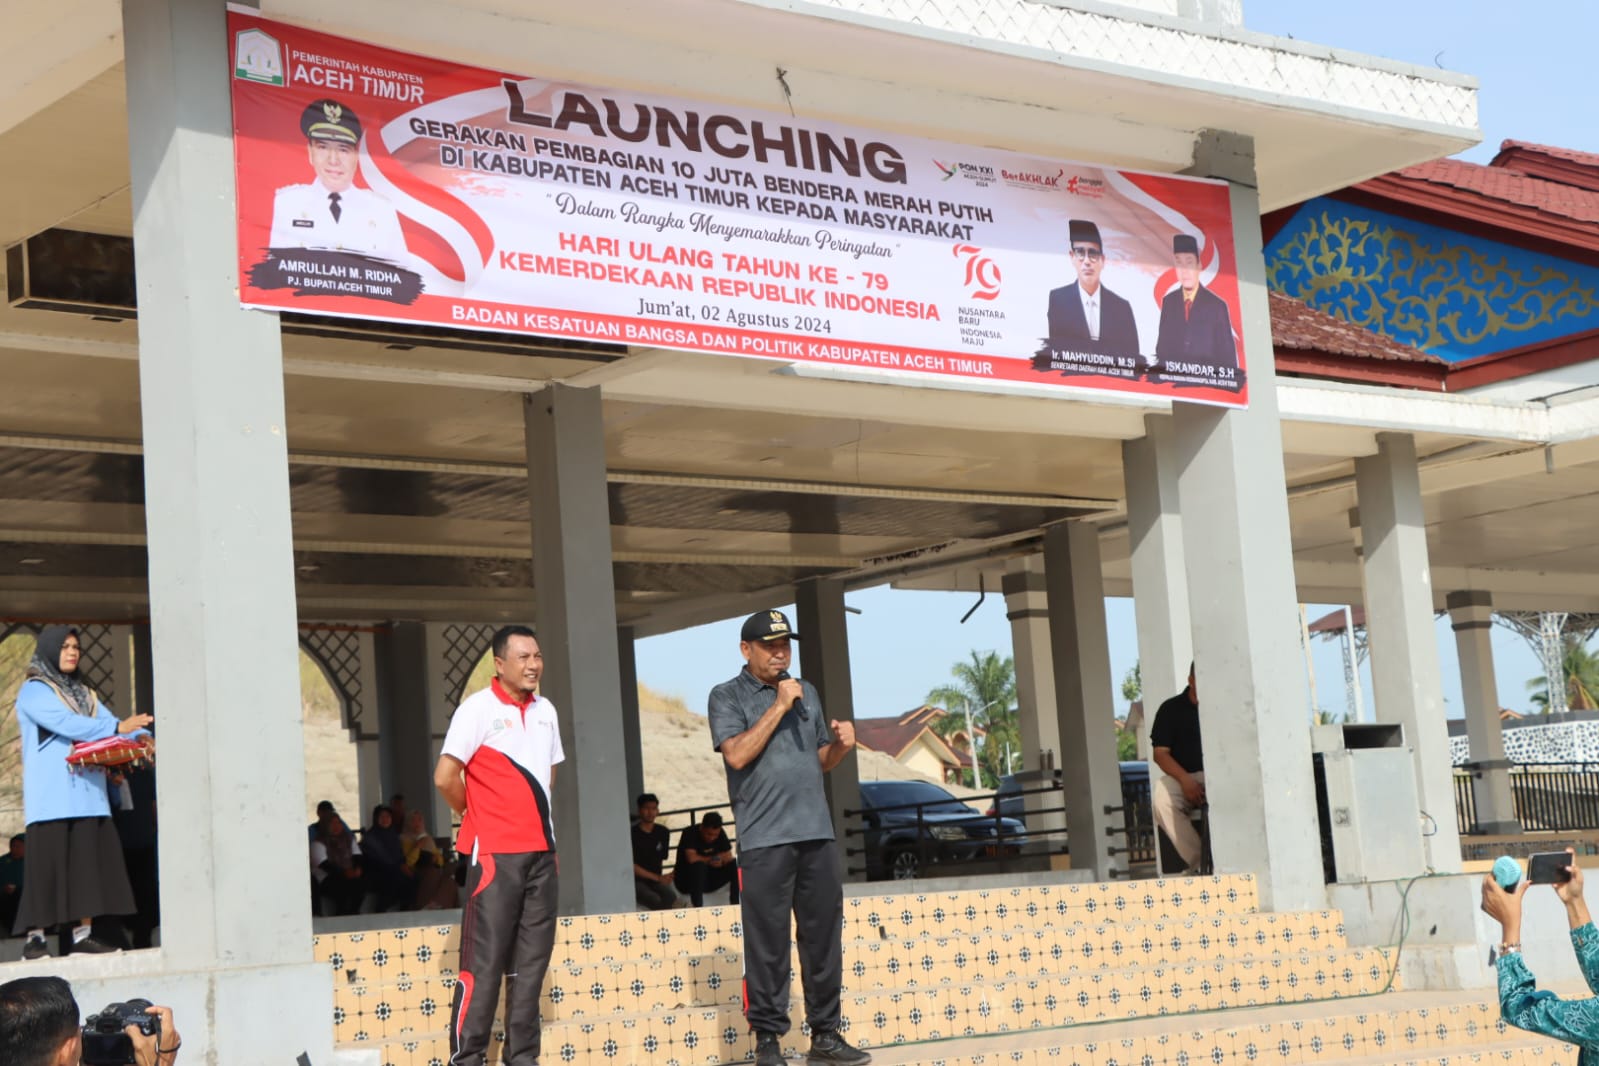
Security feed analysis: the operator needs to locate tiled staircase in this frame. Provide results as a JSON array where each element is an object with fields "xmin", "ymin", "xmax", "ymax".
[{"xmin": 317, "ymin": 873, "xmax": 1579, "ymax": 1065}]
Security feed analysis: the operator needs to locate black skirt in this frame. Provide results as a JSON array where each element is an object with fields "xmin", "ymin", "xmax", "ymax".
[{"xmin": 13, "ymin": 817, "xmax": 135, "ymax": 933}]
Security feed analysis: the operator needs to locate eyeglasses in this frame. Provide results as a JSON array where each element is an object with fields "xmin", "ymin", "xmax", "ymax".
[{"xmin": 1070, "ymin": 247, "xmax": 1104, "ymax": 261}]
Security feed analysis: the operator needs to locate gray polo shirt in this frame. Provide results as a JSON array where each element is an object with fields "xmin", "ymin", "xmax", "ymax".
[{"xmin": 708, "ymin": 667, "xmax": 834, "ymax": 851}]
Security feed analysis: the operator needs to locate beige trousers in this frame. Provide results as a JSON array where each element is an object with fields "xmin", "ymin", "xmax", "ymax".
[{"xmin": 1153, "ymin": 770, "xmax": 1206, "ymax": 871}]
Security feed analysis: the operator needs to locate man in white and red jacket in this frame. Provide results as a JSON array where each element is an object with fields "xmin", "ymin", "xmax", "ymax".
[{"xmin": 434, "ymin": 624, "xmax": 564, "ymax": 1066}]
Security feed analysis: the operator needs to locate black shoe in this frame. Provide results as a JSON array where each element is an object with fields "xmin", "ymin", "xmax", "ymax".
[
  {"xmin": 808, "ymin": 1031, "xmax": 870, "ymax": 1064},
  {"xmin": 754, "ymin": 1030, "xmax": 785, "ymax": 1066},
  {"xmin": 71, "ymin": 936, "xmax": 123, "ymax": 955},
  {"xmin": 22, "ymin": 936, "xmax": 48, "ymax": 960}
]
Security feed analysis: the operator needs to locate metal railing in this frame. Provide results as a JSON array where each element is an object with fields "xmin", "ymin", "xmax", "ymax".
[
  {"xmin": 1455, "ymin": 762, "xmax": 1599, "ymax": 835},
  {"xmin": 841, "ymin": 787, "xmax": 1048, "ymax": 881},
  {"xmin": 1106, "ymin": 773, "xmax": 1156, "ymax": 869}
]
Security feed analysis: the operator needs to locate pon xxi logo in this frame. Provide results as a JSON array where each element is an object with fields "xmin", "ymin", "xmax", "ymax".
[
  {"xmin": 953, "ymin": 244, "xmax": 1001, "ymax": 301},
  {"xmin": 933, "ymin": 159, "xmax": 997, "ymax": 186}
]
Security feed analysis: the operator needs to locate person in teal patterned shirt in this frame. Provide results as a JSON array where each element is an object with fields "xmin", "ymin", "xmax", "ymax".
[{"xmin": 1481, "ymin": 848, "xmax": 1599, "ymax": 1062}]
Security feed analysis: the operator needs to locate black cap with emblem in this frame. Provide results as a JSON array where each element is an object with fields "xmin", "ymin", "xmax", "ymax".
[
  {"xmin": 301, "ymin": 98, "xmax": 362, "ymax": 145},
  {"xmin": 740, "ymin": 609, "xmax": 801, "ymax": 643}
]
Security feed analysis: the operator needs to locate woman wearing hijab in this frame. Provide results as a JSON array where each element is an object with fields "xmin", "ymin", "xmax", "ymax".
[
  {"xmin": 13, "ymin": 625, "xmax": 153, "ymax": 958},
  {"xmin": 400, "ymin": 809, "xmax": 458, "ymax": 910},
  {"xmin": 361, "ymin": 804, "xmax": 409, "ymax": 911}
]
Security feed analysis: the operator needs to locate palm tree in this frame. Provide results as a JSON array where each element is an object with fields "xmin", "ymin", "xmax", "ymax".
[
  {"xmin": 1526, "ymin": 635, "xmax": 1599, "ymax": 713},
  {"xmin": 927, "ymin": 650, "xmax": 1017, "ymax": 788}
]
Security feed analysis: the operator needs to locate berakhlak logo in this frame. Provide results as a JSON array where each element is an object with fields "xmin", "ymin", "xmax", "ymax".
[
  {"xmin": 934, "ymin": 160, "xmax": 958, "ymax": 182},
  {"xmin": 953, "ymin": 244, "xmax": 1001, "ymax": 301},
  {"xmin": 234, "ymin": 27, "xmax": 285, "ymax": 86}
]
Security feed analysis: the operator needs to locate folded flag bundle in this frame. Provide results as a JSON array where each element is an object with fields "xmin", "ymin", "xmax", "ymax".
[{"xmin": 66, "ymin": 735, "xmax": 155, "ymax": 769}]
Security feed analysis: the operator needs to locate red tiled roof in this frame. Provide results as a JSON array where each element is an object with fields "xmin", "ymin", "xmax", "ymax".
[
  {"xmin": 1495, "ymin": 139, "xmax": 1599, "ymax": 171},
  {"xmin": 1386, "ymin": 157, "xmax": 1599, "ymax": 225},
  {"xmin": 1268, "ymin": 293, "xmax": 1442, "ymax": 365},
  {"xmin": 853, "ymin": 707, "xmax": 966, "ymax": 766}
]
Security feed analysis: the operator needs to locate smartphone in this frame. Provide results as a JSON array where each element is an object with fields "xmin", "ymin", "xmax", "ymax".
[{"xmin": 1528, "ymin": 851, "xmax": 1575, "ymax": 885}]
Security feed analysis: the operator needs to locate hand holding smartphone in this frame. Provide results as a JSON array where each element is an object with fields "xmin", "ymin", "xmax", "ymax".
[{"xmin": 1528, "ymin": 851, "xmax": 1575, "ymax": 885}]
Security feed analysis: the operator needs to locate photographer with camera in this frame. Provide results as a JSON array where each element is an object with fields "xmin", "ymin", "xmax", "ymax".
[{"xmin": 0, "ymin": 975, "xmax": 180, "ymax": 1066}]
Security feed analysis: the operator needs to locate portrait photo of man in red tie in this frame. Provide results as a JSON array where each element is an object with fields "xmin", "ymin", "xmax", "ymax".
[{"xmin": 1154, "ymin": 233, "xmax": 1238, "ymax": 371}]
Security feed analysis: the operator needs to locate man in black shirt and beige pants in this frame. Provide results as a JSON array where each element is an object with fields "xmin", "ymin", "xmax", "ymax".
[
  {"xmin": 1150, "ymin": 663, "xmax": 1206, "ymax": 875},
  {"xmin": 708, "ymin": 610, "xmax": 871, "ymax": 1066}
]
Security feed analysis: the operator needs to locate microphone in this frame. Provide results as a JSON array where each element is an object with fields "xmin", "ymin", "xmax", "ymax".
[{"xmin": 775, "ymin": 670, "xmax": 808, "ymax": 720}]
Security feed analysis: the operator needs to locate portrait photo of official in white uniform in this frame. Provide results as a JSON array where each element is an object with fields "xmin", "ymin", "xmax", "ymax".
[{"xmin": 268, "ymin": 98, "xmax": 409, "ymax": 264}]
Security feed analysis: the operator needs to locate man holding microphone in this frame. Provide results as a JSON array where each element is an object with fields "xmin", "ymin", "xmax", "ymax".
[{"xmin": 708, "ymin": 610, "xmax": 870, "ymax": 1066}]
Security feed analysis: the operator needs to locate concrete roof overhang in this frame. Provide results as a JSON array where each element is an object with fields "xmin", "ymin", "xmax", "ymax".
[{"xmin": 11, "ymin": 0, "xmax": 1570, "ymax": 637}]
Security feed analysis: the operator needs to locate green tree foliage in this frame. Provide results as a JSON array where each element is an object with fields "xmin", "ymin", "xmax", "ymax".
[
  {"xmin": 1121, "ymin": 662, "xmax": 1141, "ymax": 705},
  {"xmin": 1115, "ymin": 725, "xmax": 1137, "ymax": 761},
  {"xmin": 926, "ymin": 650, "xmax": 1017, "ymax": 789},
  {"xmin": 1527, "ymin": 635, "xmax": 1599, "ymax": 713}
]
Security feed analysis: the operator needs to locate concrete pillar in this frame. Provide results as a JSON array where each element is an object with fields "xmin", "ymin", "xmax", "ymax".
[
  {"xmin": 352, "ymin": 629, "xmax": 384, "ymax": 814},
  {"xmin": 1043, "ymin": 521, "xmax": 1124, "ymax": 880},
  {"xmin": 1003, "ymin": 557, "xmax": 1067, "ymax": 840},
  {"xmin": 1003, "ymin": 557, "xmax": 1061, "ymax": 771},
  {"xmin": 794, "ymin": 577, "xmax": 863, "ymax": 876},
  {"xmin": 1355, "ymin": 432, "xmax": 1462, "ymax": 872},
  {"xmin": 357, "ymin": 738, "xmax": 384, "ymax": 815},
  {"xmin": 421, "ymin": 622, "xmax": 464, "ymax": 839},
  {"xmin": 121, "ymin": 0, "xmax": 330, "ymax": 1057},
  {"xmin": 1447, "ymin": 590, "xmax": 1519, "ymax": 834},
  {"xmin": 525, "ymin": 384, "xmax": 632, "ymax": 914},
  {"xmin": 618, "ymin": 626, "xmax": 646, "ymax": 804},
  {"xmin": 1123, "ymin": 412, "xmax": 1193, "ymax": 874},
  {"xmin": 1170, "ymin": 130, "xmax": 1324, "ymax": 912},
  {"xmin": 110, "ymin": 625, "xmax": 133, "ymax": 718},
  {"xmin": 375, "ymin": 622, "xmax": 439, "ymax": 826},
  {"xmin": 132, "ymin": 624, "xmax": 155, "ymax": 717}
]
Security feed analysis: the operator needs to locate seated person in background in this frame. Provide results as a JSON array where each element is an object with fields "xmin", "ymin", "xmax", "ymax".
[
  {"xmin": 0, "ymin": 834, "xmax": 23, "ymax": 937},
  {"xmin": 1151, "ymin": 662, "xmax": 1206, "ymax": 875},
  {"xmin": 389, "ymin": 793, "xmax": 412, "ymax": 834},
  {"xmin": 1479, "ymin": 849, "xmax": 1599, "ymax": 1056},
  {"xmin": 361, "ymin": 805, "xmax": 410, "ymax": 911},
  {"xmin": 674, "ymin": 811, "xmax": 739, "ymax": 908},
  {"xmin": 631, "ymin": 793, "xmax": 678, "ymax": 910},
  {"xmin": 400, "ymin": 809, "xmax": 458, "ymax": 910},
  {"xmin": 310, "ymin": 814, "xmax": 366, "ymax": 916},
  {"xmin": 0, "ymin": 974, "xmax": 181, "ymax": 1066},
  {"xmin": 308, "ymin": 799, "xmax": 336, "ymax": 842}
]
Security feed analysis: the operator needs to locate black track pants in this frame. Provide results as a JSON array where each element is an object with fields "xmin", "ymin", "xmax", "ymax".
[
  {"xmin": 738, "ymin": 838, "xmax": 844, "ymax": 1036},
  {"xmin": 450, "ymin": 850, "xmax": 558, "ymax": 1066}
]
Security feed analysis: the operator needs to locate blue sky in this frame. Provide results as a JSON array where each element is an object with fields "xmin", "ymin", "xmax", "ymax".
[{"xmin": 634, "ymin": 1, "xmax": 1592, "ymax": 724}]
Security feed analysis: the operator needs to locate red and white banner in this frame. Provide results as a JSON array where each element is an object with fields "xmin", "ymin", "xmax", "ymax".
[{"xmin": 228, "ymin": 11, "xmax": 1250, "ymax": 406}]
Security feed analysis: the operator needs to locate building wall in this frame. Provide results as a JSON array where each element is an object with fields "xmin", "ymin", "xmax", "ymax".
[
  {"xmin": 1448, "ymin": 718, "xmax": 1599, "ymax": 765},
  {"xmin": 901, "ymin": 735, "xmax": 957, "ymax": 781}
]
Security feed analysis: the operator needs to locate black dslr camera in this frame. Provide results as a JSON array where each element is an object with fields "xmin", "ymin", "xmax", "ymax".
[{"xmin": 81, "ymin": 999, "xmax": 162, "ymax": 1065}]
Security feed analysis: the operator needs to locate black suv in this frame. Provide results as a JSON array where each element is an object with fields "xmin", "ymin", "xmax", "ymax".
[{"xmin": 857, "ymin": 780, "xmax": 1027, "ymax": 881}]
